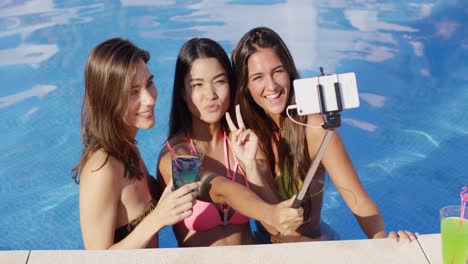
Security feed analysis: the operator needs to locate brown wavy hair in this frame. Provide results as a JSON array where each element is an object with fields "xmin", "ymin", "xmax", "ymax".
[
  {"xmin": 167, "ymin": 38, "xmax": 236, "ymax": 140},
  {"xmin": 232, "ymin": 27, "xmax": 322, "ymax": 201},
  {"xmin": 72, "ymin": 37, "xmax": 150, "ymax": 183}
]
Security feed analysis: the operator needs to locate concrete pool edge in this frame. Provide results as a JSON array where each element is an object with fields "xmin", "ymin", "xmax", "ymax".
[{"xmin": 1, "ymin": 233, "xmax": 441, "ymax": 264}]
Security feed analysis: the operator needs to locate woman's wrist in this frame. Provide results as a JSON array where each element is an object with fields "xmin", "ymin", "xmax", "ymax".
[
  {"xmin": 262, "ymin": 204, "xmax": 275, "ymax": 227},
  {"xmin": 144, "ymin": 209, "xmax": 163, "ymax": 235},
  {"xmin": 240, "ymin": 159, "xmax": 256, "ymax": 170},
  {"xmin": 243, "ymin": 161, "xmax": 267, "ymax": 186},
  {"xmin": 372, "ymin": 230, "xmax": 387, "ymax": 239}
]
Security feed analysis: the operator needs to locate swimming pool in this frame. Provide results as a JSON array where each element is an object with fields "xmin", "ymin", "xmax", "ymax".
[{"xmin": 0, "ymin": 0, "xmax": 466, "ymax": 250}]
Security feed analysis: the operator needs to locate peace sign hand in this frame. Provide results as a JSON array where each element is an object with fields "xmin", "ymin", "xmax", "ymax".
[{"xmin": 225, "ymin": 105, "xmax": 259, "ymax": 168}]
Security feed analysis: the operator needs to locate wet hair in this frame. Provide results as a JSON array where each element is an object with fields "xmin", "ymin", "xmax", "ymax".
[
  {"xmin": 72, "ymin": 37, "xmax": 150, "ymax": 183},
  {"xmin": 232, "ymin": 27, "xmax": 322, "ymax": 201},
  {"xmin": 167, "ymin": 38, "xmax": 235, "ymax": 140}
]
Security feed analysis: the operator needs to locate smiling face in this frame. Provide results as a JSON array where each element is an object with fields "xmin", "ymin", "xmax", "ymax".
[
  {"xmin": 246, "ymin": 47, "xmax": 291, "ymax": 122},
  {"xmin": 124, "ymin": 59, "xmax": 158, "ymax": 136},
  {"xmin": 184, "ymin": 57, "xmax": 230, "ymax": 125}
]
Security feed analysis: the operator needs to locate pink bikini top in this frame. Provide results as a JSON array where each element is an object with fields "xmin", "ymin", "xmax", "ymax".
[{"xmin": 178, "ymin": 131, "xmax": 250, "ymax": 231}]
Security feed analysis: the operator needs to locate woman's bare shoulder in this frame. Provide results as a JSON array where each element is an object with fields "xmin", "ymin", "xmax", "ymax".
[
  {"xmin": 157, "ymin": 134, "xmax": 187, "ymax": 160},
  {"xmin": 80, "ymin": 149, "xmax": 125, "ymax": 189},
  {"xmin": 303, "ymin": 114, "xmax": 328, "ymax": 154},
  {"xmin": 305, "ymin": 114, "xmax": 324, "ymax": 127}
]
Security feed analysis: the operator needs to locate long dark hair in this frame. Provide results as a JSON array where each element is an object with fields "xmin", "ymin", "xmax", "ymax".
[
  {"xmin": 232, "ymin": 27, "xmax": 322, "ymax": 200},
  {"xmin": 72, "ymin": 37, "xmax": 150, "ymax": 183},
  {"xmin": 167, "ymin": 38, "xmax": 235, "ymax": 140}
]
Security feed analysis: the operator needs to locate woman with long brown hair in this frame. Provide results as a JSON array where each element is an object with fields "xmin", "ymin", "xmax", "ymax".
[
  {"xmin": 232, "ymin": 27, "xmax": 416, "ymax": 242},
  {"xmin": 73, "ymin": 37, "xmax": 199, "ymax": 249},
  {"xmin": 157, "ymin": 37, "xmax": 304, "ymax": 247}
]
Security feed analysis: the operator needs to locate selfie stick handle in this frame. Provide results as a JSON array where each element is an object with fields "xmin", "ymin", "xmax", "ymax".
[{"xmin": 291, "ymin": 129, "xmax": 334, "ymax": 208}]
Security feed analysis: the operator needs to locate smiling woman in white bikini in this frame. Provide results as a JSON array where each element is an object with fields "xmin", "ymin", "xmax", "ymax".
[{"xmin": 72, "ymin": 37, "xmax": 199, "ymax": 249}]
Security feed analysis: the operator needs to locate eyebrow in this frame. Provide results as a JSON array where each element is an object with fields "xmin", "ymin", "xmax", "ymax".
[
  {"xmin": 188, "ymin": 72, "xmax": 226, "ymax": 82},
  {"xmin": 132, "ymin": 75, "xmax": 154, "ymax": 88}
]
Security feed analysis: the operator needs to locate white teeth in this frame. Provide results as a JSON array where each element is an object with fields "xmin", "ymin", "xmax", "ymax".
[
  {"xmin": 138, "ymin": 110, "xmax": 152, "ymax": 117},
  {"xmin": 265, "ymin": 92, "xmax": 281, "ymax": 100}
]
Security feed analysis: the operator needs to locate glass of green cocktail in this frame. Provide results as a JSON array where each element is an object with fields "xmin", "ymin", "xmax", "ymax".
[
  {"xmin": 440, "ymin": 205, "xmax": 468, "ymax": 264},
  {"xmin": 170, "ymin": 143, "xmax": 204, "ymax": 190}
]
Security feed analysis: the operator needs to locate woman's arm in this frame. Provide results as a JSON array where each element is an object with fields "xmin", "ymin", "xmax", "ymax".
[
  {"xmin": 306, "ymin": 115, "xmax": 416, "ymax": 241},
  {"xmin": 158, "ymin": 145, "xmax": 300, "ymax": 234},
  {"xmin": 225, "ymin": 106, "xmax": 283, "ymax": 235},
  {"xmin": 305, "ymin": 114, "xmax": 386, "ymax": 239},
  {"xmin": 205, "ymin": 174, "xmax": 303, "ymax": 235},
  {"xmin": 79, "ymin": 151, "xmax": 123, "ymax": 249},
  {"xmin": 242, "ymin": 153, "xmax": 279, "ymax": 203},
  {"xmin": 80, "ymin": 150, "xmax": 198, "ymax": 249},
  {"xmin": 80, "ymin": 150, "xmax": 162, "ymax": 249},
  {"xmin": 226, "ymin": 106, "xmax": 279, "ymax": 203},
  {"xmin": 242, "ymin": 152, "xmax": 284, "ymax": 236},
  {"xmin": 115, "ymin": 181, "xmax": 199, "ymax": 248}
]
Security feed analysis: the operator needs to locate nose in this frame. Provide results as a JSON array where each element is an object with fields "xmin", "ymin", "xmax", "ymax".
[
  {"xmin": 204, "ymin": 84, "xmax": 219, "ymax": 100},
  {"xmin": 265, "ymin": 75, "xmax": 278, "ymax": 91},
  {"xmin": 141, "ymin": 86, "xmax": 157, "ymax": 106}
]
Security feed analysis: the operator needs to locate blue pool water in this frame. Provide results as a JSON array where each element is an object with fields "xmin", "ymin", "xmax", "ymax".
[{"xmin": 0, "ymin": 0, "xmax": 467, "ymax": 250}]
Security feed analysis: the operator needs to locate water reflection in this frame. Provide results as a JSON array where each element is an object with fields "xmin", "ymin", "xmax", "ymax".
[
  {"xmin": 120, "ymin": 0, "xmax": 175, "ymax": 7},
  {"xmin": 0, "ymin": 44, "xmax": 57, "ymax": 67},
  {"xmin": 0, "ymin": 84, "xmax": 56, "ymax": 109},
  {"xmin": 0, "ymin": 0, "xmax": 104, "ymax": 66},
  {"xmin": 0, "ymin": 0, "xmax": 466, "ymax": 249}
]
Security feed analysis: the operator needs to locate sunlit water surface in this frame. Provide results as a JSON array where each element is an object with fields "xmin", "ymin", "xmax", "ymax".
[{"xmin": 0, "ymin": 0, "xmax": 467, "ymax": 249}]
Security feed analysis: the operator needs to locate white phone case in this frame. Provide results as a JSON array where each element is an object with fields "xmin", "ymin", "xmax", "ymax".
[{"xmin": 293, "ymin": 72, "xmax": 360, "ymax": 115}]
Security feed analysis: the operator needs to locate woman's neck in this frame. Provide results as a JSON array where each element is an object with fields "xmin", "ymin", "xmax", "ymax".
[
  {"xmin": 128, "ymin": 125, "xmax": 138, "ymax": 139},
  {"xmin": 190, "ymin": 120, "xmax": 224, "ymax": 149},
  {"xmin": 267, "ymin": 112, "xmax": 282, "ymax": 131}
]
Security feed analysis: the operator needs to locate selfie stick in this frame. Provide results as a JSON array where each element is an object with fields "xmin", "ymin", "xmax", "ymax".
[{"xmin": 291, "ymin": 67, "xmax": 342, "ymax": 209}]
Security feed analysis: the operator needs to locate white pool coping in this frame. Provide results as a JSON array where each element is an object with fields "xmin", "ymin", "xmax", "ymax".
[{"xmin": 0, "ymin": 233, "xmax": 441, "ymax": 264}]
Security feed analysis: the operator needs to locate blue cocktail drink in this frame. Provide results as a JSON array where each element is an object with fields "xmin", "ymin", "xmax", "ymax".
[
  {"xmin": 169, "ymin": 142, "xmax": 204, "ymax": 190},
  {"xmin": 172, "ymin": 154, "xmax": 203, "ymax": 189}
]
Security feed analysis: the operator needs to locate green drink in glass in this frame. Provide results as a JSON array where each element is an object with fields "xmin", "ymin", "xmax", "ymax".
[{"xmin": 440, "ymin": 205, "xmax": 468, "ymax": 264}]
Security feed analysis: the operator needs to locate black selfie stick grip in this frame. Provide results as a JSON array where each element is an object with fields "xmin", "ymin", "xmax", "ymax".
[{"xmin": 291, "ymin": 197, "xmax": 303, "ymax": 208}]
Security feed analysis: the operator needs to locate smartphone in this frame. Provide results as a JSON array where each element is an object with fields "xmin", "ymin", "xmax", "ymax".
[{"xmin": 293, "ymin": 72, "xmax": 360, "ymax": 115}]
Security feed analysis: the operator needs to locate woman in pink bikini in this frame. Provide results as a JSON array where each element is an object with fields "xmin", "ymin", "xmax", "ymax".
[{"xmin": 157, "ymin": 38, "xmax": 303, "ymax": 246}]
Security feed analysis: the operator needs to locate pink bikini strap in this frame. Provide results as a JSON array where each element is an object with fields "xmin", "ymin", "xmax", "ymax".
[
  {"xmin": 188, "ymin": 138, "xmax": 199, "ymax": 155},
  {"xmin": 219, "ymin": 130, "xmax": 232, "ymax": 219},
  {"xmin": 223, "ymin": 130, "xmax": 232, "ymax": 179}
]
